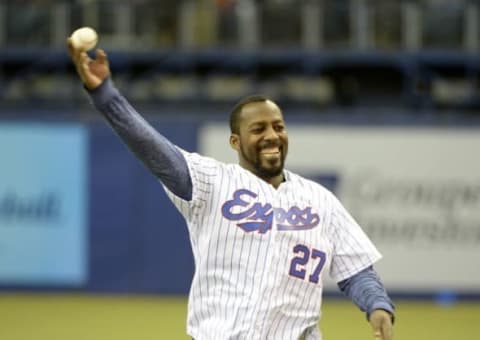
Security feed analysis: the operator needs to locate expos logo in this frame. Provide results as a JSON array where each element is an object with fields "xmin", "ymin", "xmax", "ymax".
[{"xmin": 221, "ymin": 189, "xmax": 320, "ymax": 233}]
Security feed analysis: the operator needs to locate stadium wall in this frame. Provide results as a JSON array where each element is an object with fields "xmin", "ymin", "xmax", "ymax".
[{"xmin": 1, "ymin": 110, "xmax": 479, "ymax": 299}]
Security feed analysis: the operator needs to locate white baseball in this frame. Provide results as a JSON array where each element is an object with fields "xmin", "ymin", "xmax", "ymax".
[{"xmin": 70, "ymin": 27, "xmax": 98, "ymax": 51}]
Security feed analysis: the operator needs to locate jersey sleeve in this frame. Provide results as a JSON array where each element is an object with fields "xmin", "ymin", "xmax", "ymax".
[
  {"xmin": 162, "ymin": 149, "xmax": 219, "ymax": 225},
  {"xmin": 328, "ymin": 194, "xmax": 382, "ymax": 283}
]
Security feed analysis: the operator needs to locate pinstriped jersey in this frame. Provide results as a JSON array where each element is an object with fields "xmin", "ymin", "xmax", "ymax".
[{"xmin": 164, "ymin": 149, "xmax": 382, "ymax": 340}]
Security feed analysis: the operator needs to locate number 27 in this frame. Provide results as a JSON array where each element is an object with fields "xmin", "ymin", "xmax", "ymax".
[{"xmin": 288, "ymin": 244, "xmax": 326, "ymax": 284}]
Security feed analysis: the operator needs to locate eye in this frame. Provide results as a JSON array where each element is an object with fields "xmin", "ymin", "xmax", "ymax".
[
  {"xmin": 274, "ymin": 124, "xmax": 285, "ymax": 132},
  {"xmin": 250, "ymin": 126, "xmax": 264, "ymax": 134}
]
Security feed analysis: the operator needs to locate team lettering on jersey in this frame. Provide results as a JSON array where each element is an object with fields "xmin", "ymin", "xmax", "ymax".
[{"xmin": 221, "ymin": 189, "xmax": 320, "ymax": 233}]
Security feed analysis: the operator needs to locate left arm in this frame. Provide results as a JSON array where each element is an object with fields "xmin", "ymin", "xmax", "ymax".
[
  {"xmin": 327, "ymin": 193, "xmax": 394, "ymax": 339},
  {"xmin": 338, "ymin": 266, "xmax": 395, "ymax": 340}
]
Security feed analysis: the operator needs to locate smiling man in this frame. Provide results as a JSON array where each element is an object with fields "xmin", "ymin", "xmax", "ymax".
[
  {"xmin": 229, "ymin": 96, "xmax": 288, "ymax": 186},
  {"xmin": 68, "ymin": 39, "xmax": 395, "ymax": 340}
]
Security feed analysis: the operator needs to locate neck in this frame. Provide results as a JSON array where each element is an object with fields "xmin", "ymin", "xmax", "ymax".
[
  {"xmin": 240, "ymin": 163, "xmax": 285, "ymax": 188},
  {"xmin": 263, "ymin": 173, "xmax": 285, "ymax": 189}
]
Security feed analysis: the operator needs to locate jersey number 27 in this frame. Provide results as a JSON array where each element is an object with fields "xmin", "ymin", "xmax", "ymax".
[{"xmin": 288, "ymin": 244, "xmax": 326, "ymax": 284}]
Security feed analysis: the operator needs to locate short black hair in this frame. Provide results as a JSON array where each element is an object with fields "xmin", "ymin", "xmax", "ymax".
[{"xmin": 229, "ymin": 95, "xmax": 272, "ymax": 134}]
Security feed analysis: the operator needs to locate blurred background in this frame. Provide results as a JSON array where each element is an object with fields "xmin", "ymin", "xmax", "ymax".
[{"xmin": 0, "ymin": 0, "xmax": 479, "ymax": 339}]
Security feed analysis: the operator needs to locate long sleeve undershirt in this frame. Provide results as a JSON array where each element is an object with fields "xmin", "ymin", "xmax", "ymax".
[
  {"xmin": 89, "ymin": 78, "xmax": 193, "ymax": 201},
  {"xmin": 87, "ymin": 78, "xmax": 395, "ymax": 321},
  {"xmin": 338, "ymin": 266, "xmax": 395, "ymax": 321}
]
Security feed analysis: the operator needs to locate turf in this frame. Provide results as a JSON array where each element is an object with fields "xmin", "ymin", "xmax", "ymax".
[{"xmin": 0, "ymin": 294, "xmax": 478, "ymax": 339}]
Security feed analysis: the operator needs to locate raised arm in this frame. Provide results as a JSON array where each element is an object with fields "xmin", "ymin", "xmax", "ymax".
[{"xmin": 67, "ymin": 38, "xmax": 192, "ymax": 201}]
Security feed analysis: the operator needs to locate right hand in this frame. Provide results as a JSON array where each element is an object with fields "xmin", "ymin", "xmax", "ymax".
[{"xmin": 67, "ymin": 38, "xmax": 110, "ymax": 90}]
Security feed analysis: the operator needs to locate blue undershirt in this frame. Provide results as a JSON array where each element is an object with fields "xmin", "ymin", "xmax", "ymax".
[{"xmin": 88, "ymin": 78, "xmax": 395, "ymax": 321}]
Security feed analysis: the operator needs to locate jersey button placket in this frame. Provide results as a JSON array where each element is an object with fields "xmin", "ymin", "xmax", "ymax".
[
  {"xmin": 248, "ymin": 192, "xmax": 279, "ymax": 339},
  {"xmin": 261, "ymin": 196, "xmax": 281, "ymax": 337}
]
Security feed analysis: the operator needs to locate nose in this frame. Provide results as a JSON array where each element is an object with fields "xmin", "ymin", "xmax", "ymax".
[{"xmin": 263, "ymin": 125, "xmax": 279, "ymax": 141}]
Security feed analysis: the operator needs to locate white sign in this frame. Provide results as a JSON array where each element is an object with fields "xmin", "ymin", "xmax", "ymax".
[{"xmin": 200, "ymin": 124, "xmax": 480, "ymax": 291}]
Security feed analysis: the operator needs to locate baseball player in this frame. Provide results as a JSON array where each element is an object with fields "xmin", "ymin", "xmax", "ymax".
[{"xmin": 68, "ymin": 41, "xmax": 395, "ymax": 339}]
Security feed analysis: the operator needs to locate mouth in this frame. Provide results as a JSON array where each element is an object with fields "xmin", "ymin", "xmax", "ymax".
[
  {"xmin": 260, "ymin": 146, "xmax": 281, "ymax": 155},
  {"xmin": 251, "ymin": 143, "xmax": 285, "ymax": 176},
  {"xmin": 258, "ymin": 144, "xmax": 283, "ymax": 161}
]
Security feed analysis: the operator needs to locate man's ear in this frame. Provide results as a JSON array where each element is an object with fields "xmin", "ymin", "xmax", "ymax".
[{"xmin": 230, "ymin": 134, "xmax": 240, "ymax": 151}]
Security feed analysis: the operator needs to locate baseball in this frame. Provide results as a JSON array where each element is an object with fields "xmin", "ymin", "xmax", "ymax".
[{"xmin": 70, "ymin": 27, "xmax": 98, "ymax": 51}]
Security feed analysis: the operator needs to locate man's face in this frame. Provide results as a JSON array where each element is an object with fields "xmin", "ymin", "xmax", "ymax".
[{"xmin": 230, "ymin": 100, "xmax": 289, "ymax": 180}]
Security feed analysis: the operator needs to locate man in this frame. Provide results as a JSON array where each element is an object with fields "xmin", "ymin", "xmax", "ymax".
[{"xmin": 68, "ymin": 40, "xmax": 395, "ymax": 340}]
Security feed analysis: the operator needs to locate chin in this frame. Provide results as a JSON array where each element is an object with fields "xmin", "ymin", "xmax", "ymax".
[{"xmin": 258, "ymin": 165, "xmax": 283, "ymax": 178}]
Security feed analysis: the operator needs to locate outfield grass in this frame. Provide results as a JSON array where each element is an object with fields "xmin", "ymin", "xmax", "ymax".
[{"xmin": 0, "ymin": 293, "xmax": 478, "ymax": 339}]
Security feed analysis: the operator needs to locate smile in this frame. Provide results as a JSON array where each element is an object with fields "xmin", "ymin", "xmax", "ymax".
[{"xmin": 259, "ymin": 146, "xmax": 281, "ymax": 155}]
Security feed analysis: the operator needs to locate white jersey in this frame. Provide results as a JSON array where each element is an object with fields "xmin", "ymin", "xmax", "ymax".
[{"xmin": 164, "ymin": 149, "xmax": 381, "ymax": 340}]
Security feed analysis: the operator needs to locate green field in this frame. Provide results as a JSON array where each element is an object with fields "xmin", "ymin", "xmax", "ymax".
[{"xmin": 0, "ymin": 293, "xmax": 478, "ymax": 339}]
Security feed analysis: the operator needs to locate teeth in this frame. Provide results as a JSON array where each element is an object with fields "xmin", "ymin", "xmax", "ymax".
[
  {"xmin": 261, "ymin": 149, "xmax": 279, "ymax": 154},
  {"xmin": 260, "ymin": 150, "xmax": 280, "ymax": 156}
]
